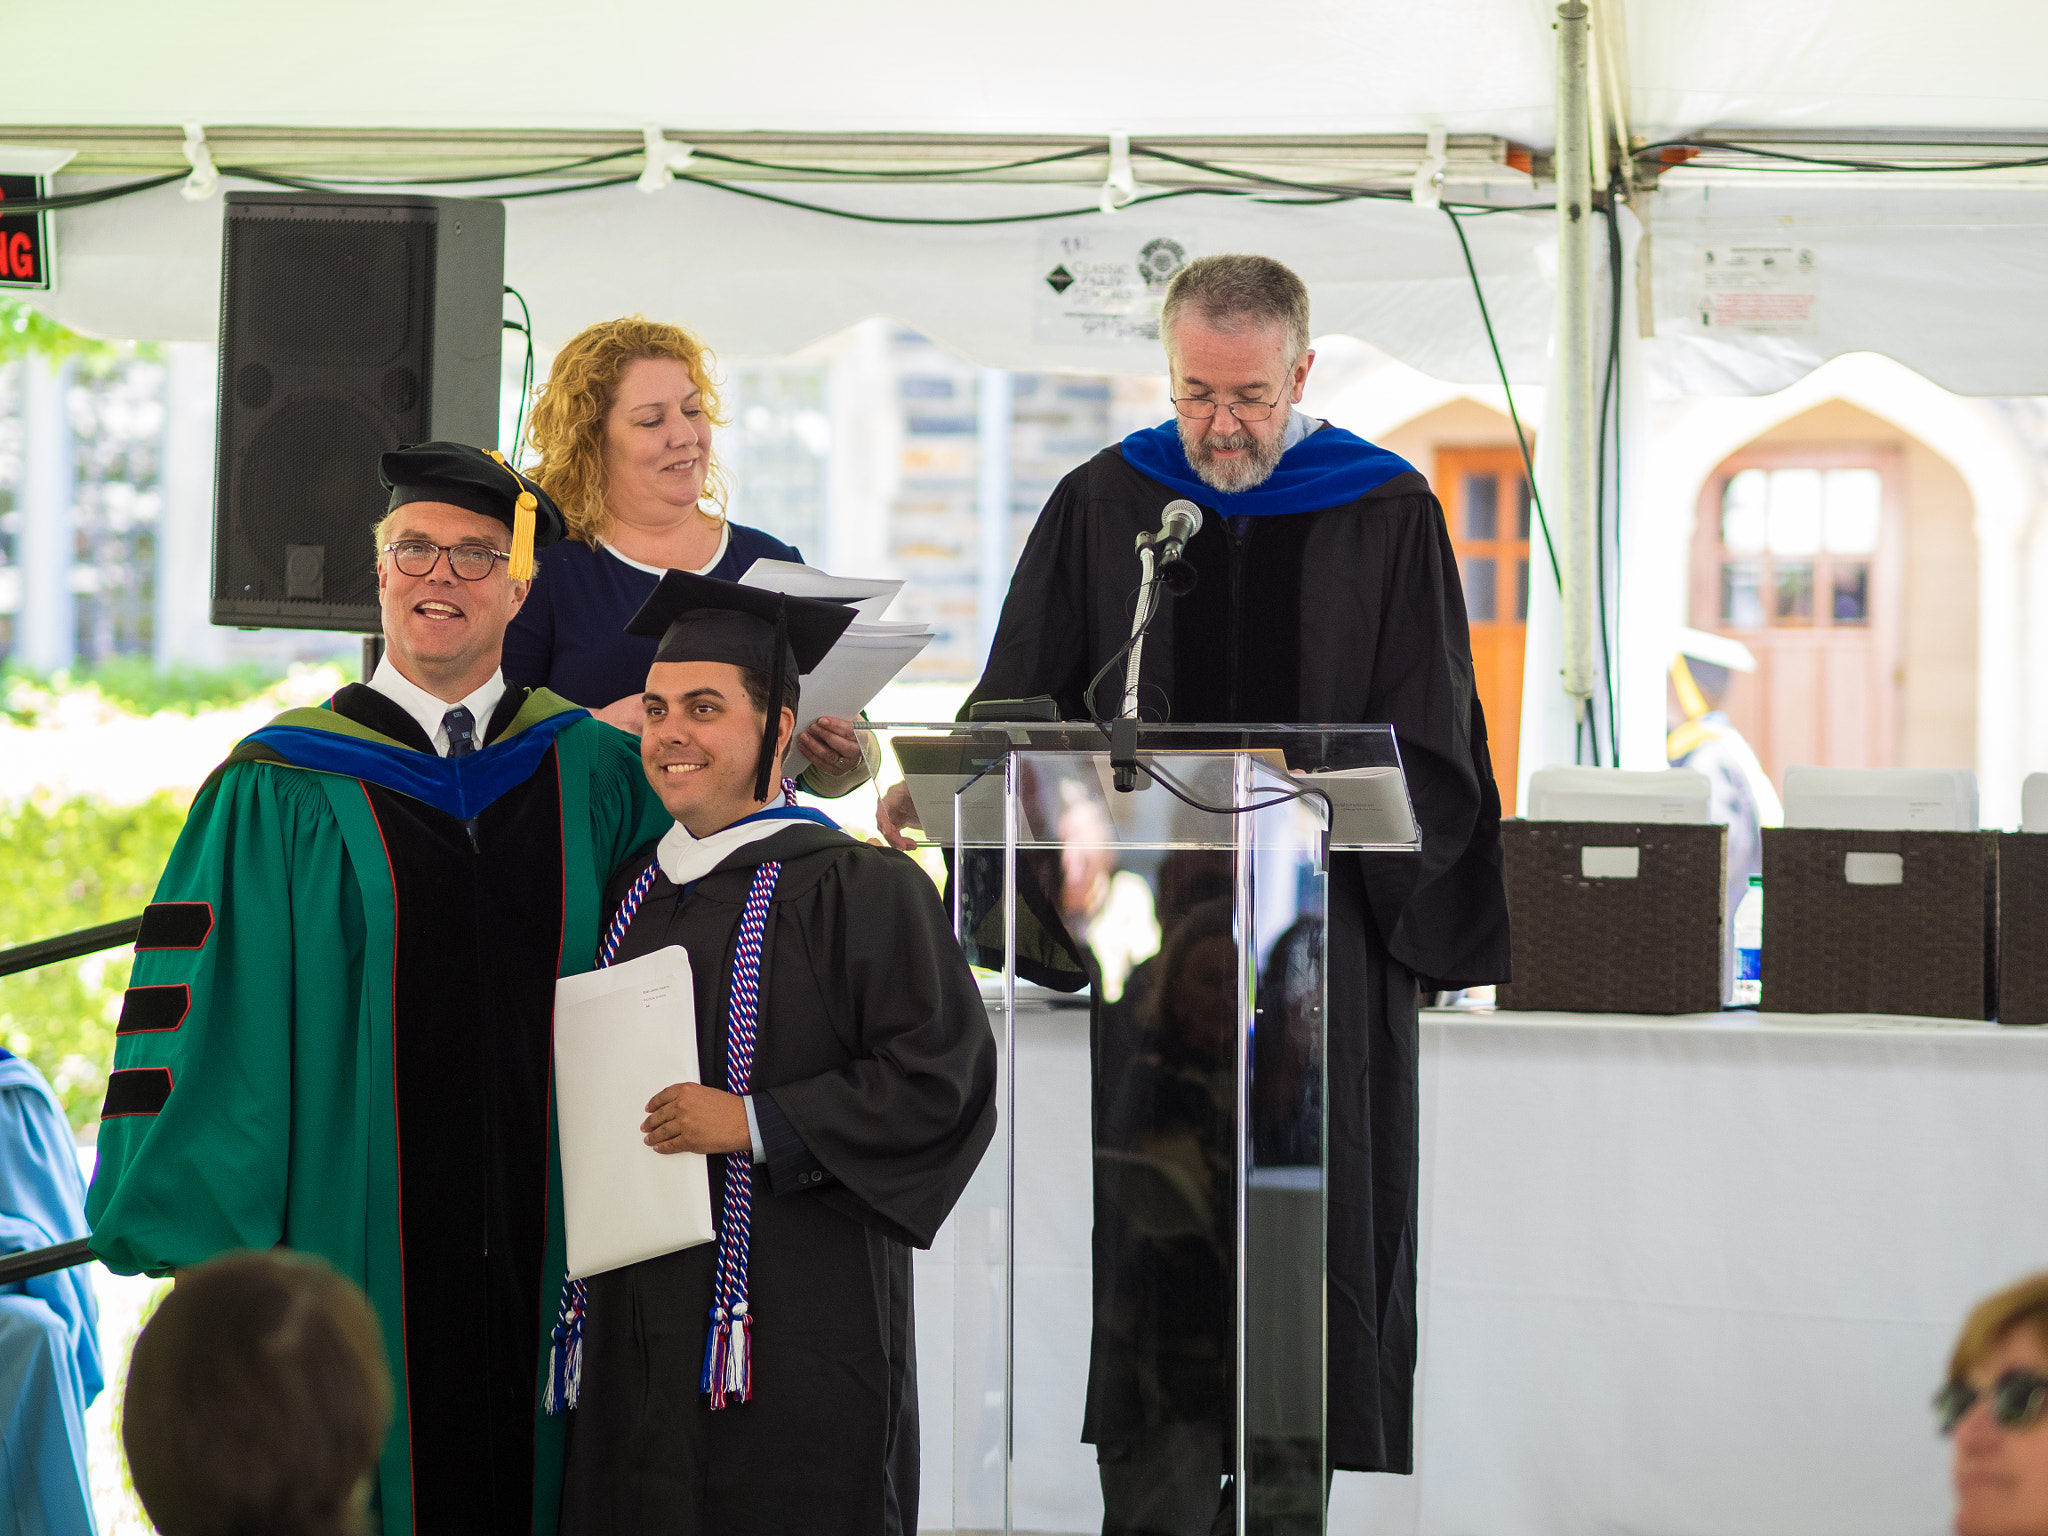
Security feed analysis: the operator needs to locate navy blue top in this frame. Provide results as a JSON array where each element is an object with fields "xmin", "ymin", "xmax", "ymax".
[{"xmin": 503, "ymin": 524, "xmax": 802, "ymax": 708}]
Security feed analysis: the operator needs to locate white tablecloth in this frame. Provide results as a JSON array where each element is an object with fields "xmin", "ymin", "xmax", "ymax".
[
  {"xmin": 1336, "ymin": 1009, "xmax": 2048, "ymax": 1536},
  {"xmin": 919, "ymin": 1007, "xmax": 2048, "ymax": 1534}
]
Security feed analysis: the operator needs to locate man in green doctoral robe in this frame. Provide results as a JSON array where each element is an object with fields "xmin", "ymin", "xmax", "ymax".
[{"xmin": 86, "ymin": 442, "xmax": 673, "ymax": 1536}]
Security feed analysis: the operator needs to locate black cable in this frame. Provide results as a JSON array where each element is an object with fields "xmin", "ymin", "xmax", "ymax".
[
  {"xmin": 664, "ymin": 175, "xmax": 1337, "ymax": 225},
  {"xmin": 1639, "ymin": 139, "xmax": 2048, "ymax": 174},
  {"xmin": 690, "ymin": 144, "xmax": 1105, "ymax": 180},
  {"xmin": 0, "ymin": 172, "xmax": 186, "ymax": 214},
  {"xmin": 1594, "ymin": 182, "xmax": 1623, "ymax": 763},
  {"xmin": 1076, "ymin": 570, "xmax": 1340, "ymax": 826},
  {"xmin": 1083, "ymin": 578, "xmax": 1168, "ymax": 729},
  {"xmin": 1442, "ymin": 206, "xmax": 1560, "ymax": 592},
  {"xmin": 502, "ymin": 285, "xmax": 535, "ymax": 462},
  {"xmin": 1133, "ymin": 754, "xmax": 1336, "ymax": 825},
  {"xmin": 1132, "ymin": 144, "xmax": 1556, "ymax": 216},
  {"xmin": 224, "ymin": 149, "xmax": 657, "ymax": 189},
  {"xmin": 1, "ymin": 142, "xmax": 1560, "ymax": 229}
]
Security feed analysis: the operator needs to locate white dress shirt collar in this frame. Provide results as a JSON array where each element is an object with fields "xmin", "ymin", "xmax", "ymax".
[{"xmin": 368, "ymin": 656, "xmax": 508, "ymax": 756}]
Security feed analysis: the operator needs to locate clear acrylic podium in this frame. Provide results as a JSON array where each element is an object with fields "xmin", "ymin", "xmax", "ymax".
[{"xmin": 881, "ymin": 724, "xmax": 1419, "ymax": 1536}]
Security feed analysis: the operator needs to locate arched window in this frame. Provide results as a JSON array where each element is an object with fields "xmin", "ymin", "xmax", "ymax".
[{"xmin": 1690, "ymin": 447, "xmax": 1902, "ymax": 783}]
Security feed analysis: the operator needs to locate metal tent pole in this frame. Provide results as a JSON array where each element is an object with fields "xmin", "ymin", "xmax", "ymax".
[{"xmin": 1554, "ymin": 0, "xmax": 1599, "ymax": 736}]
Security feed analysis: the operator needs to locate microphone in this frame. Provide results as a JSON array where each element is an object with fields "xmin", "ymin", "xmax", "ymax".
[
  {"xmin": 1149, "ymin": 499, "xmax": 1203, "ymax": 560},
  {"xmin": 1139, "ymin": 499, "xmax": 1204, "ymax": 596}
]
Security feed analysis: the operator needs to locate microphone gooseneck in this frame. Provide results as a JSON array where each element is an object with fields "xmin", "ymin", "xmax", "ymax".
[{"xmin": 1108, "ymin": 498, "xmax": 1208, "ymax": 789}]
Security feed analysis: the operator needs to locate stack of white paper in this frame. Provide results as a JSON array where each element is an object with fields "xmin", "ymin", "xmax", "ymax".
[
  {"xmin": 740, "ymin": 558, "xmax": 934, "ymax": 749},
  {"xmin": 553, "ymin": 946, "xmax": 715, "ymax": 1280},
  {"xmin": 1524, "ymin": 766, "xmax": 1713, "ymax": 824},
  {"xmin": 1783, "ymin": 767, "xmax": 1978, "ymax": 831}
]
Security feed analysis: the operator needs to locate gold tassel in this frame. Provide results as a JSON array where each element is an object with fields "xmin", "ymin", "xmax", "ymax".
[{"xmin": 487, "ymin": 450, "xmax": 538, "ymax": 581}]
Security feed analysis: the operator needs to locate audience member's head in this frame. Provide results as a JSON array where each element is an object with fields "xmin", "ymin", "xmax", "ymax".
[
  {"xmin": 1943, "ymin": 1272, "xmax": 2048, "ymax": 1536},
  {"xmin": 123, "ymin": 1250, "xmax": 392, "ymax": 1536}
]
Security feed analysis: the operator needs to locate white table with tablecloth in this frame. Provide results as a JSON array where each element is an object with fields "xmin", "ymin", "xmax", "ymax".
[{"xmin": 914, "ymin": 1003, "xmax": 2048, "ymax": 1535}]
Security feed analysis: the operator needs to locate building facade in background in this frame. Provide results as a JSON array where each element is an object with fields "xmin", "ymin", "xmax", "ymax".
[{"xmin": 0, "ymin": 320, "xmax": 1166, "ymax": 686}]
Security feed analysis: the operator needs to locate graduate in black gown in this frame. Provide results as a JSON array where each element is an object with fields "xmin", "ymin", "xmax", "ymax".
[
  {"xmin": 560, "ymin": 573, "xmax": 997, "ymax": 1536},
  {"xmin": 880, "ymin": 255, "xmax": 1511, "ymax": 1515}
]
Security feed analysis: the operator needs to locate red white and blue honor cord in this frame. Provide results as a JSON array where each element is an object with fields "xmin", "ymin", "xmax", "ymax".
[{"xmin": 544, "ymin": 780, "xmax": 795, "ymax": 1414}]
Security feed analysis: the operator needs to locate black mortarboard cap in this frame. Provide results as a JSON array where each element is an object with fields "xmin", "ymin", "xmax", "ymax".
[
  {"xmin": 626, "ymin": 570, "xmax": 857, "ymax": 801},
  {"xmin": 379, "ymin": 442, "xmax": 566, "ymax": 580}
]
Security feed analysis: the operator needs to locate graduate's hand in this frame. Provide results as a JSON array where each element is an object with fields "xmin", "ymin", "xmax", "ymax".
[
  {"xmin": 796, "ymin": 716, "xmax": 863, "ymax": 777},
  {"xmin": 642, "ymin": 1083, "xmax": 752, "ymax": 1155},
  {"xmin": 877, "ymin": 782, "xmax": 920, "ymax": 851},
  {"xmin": 593, "ymin": 693, "xmax": 646, "ymax": 734}
]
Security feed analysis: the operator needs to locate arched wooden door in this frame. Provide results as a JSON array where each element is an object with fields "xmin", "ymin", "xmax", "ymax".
[
  {"xmin": 1440, "ymin": 447, "xmax": 1532, "ymax": 794},
  {"xmin": 1687, "ymin": 448, "xmax": 1904, "ymax": 786}
]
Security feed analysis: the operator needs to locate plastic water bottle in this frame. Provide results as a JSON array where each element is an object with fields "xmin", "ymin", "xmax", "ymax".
[{"xmin": 1732, "ymin": 875, "xmax": 1763, "ymax": 1006}]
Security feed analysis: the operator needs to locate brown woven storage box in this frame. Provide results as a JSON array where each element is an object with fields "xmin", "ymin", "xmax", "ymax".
[
  {"xmin": 1997, "ymin": 833, "xmax": 2048, "ymax": 1025},
  {"xmin": 1498, "ymin": 820, "xmax": 1727, "ymax": 1014},
  {"xmin": 1760, "ymin": 828, "xmax": 1996, "ymax": 1019}
]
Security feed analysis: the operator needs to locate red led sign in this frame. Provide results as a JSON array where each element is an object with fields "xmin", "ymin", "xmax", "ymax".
[{"xmin": 0, "ymin": 176, "xmax": 52, "ymax": 290}]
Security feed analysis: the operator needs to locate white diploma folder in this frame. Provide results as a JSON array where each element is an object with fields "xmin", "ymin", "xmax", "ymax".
[{"xmin": 553, "ymin": 945, "xmax": 715, "ymax": 1280}]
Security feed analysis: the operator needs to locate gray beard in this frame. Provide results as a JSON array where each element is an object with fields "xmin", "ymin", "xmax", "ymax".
[{"xmin": 1179, "ymin": 407, "xmax": 1290, "ymax": 494}]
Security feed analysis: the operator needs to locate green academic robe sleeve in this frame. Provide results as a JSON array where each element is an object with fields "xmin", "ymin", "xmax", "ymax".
[{"xmin": 87, "ymin": 762, "xmax": 369, "ymax": 1275}]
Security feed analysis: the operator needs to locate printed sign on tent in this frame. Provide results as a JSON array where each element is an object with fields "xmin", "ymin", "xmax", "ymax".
[
  {"xmin": 1034, "ymin": 229, "xmax": 1195, "ymax": 346},
  {"xmin": 1696, "ymin": 245, "xmax": 1819, "ymax": 336}
]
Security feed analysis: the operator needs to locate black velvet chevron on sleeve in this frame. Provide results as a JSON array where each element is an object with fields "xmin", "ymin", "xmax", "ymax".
[
  {"xmin": 135, "ymin": 902, "xmax": 214, "ymax": 952},
  {"xmin": 103, "ymin": 1067, "xmax": 174, "ymax": 1118},
  {"xmin": 115, "ymin": 985, "xmax": 190, "ymax": 1035}
]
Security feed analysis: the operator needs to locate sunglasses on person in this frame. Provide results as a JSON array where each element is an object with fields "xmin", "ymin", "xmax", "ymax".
[{"xmin": 1935, "ymin": 1369, "xmax": 2048, "ymax": 1435}]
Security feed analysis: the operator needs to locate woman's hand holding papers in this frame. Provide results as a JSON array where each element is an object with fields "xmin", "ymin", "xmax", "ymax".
[
  {"xmin": 642, "ymin": 1082, "xmax": 751, "ymax": 1155},
  {"xmin": 795, "ymin": 715, "xmax": 863, "ymax": 777}
]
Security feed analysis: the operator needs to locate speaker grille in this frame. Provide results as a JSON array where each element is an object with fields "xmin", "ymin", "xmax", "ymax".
[
  {"xmin": 214, "ymin": 200, "xmax": 447, "ymax": 629},
  {"xmin": 241, "ymin": 218, "xmax": 421, "ymax": 365},
  {"xmin": 227, "ymin": 394, "xmax": 395, "ymax": 612}
]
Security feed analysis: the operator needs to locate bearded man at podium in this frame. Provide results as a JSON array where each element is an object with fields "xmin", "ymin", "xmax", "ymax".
[{"xmin": 879, "ymin": 253, "xmax": 1511, "ymax": 1522}]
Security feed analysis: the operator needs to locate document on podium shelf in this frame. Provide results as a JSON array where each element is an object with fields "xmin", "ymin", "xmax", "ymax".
[
  {"xmin": 1299, "ymin": 765, "xmax": 1421, "ymax": 849},
  {"xmin": 554, "ymin": 945, "xmax": 715, "ymax": 1280}
]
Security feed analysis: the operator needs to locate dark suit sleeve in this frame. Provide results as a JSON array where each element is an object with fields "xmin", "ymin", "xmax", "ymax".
[
  {"xmin": 766, "ymin": 849, "xmax": 998, "ymax": 1249},
  {"xmin": 754, "ymin": 1088, "xmax": 835, "ymax": 1194}
]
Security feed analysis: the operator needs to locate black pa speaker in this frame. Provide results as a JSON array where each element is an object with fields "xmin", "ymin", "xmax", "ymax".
[{"xmin": 210, "ymin": 191, "xmax": 505, "ymax": 631}]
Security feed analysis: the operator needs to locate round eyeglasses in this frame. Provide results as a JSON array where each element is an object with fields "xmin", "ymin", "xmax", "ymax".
[
  {"xmin": 1170, "ymin": 397, "xmax": 1279, "ymax": 424},
  {"xmin": 1935, "ymin": 1369, "xmax": 2048, "ymax": 1436},
  {"xmin": 383, "ymin": 541, "xmax": 511, "ymax": 581}
]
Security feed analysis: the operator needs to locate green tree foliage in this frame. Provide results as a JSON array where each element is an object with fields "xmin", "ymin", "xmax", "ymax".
[
  {"xmin": 0, "ymin": 794, "xmax": 190, "ymax": 1131},
  {"xmin": 0, "ymin": 295, "xmax": 128, "ymax": 366},
  {"xmin": 2, "ymin": 659, "xmax": 286, "ymax": 725}
]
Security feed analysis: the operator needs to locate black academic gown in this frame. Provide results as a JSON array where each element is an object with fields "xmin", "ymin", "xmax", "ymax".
[
  {"xmin": 968, "ymin": 444, "xmax": 1512, "ymax": 1474},
  {"xmin": 560, "ymin": 822, "xmax": 998, "ymax": 1536},
  {"xmin": 329, "ymin": 684, "xmax": 578, "ymax": 1533}
]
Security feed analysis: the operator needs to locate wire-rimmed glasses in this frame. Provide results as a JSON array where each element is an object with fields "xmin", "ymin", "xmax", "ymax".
[{"xmin": 1170, "ymin": 396, "xmax": 1280, "ymax": 423}]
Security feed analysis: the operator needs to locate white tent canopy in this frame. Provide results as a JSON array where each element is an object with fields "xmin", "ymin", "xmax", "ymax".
[{"xmin": 9, "ymin": 0, "xmax": 2048, "ymax": 393}]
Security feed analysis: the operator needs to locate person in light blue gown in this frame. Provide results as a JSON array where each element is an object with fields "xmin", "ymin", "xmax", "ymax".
[{"xmin": 0, "ymin": 1049, "xmax": 102, "ymax": 1536}]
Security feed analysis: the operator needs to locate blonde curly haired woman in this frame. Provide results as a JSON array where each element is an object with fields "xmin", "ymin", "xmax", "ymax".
[{"xmin": 503, "ymin": 317, "xmax": 870, "ymax": 792}]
